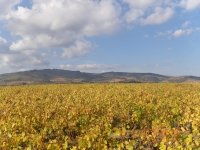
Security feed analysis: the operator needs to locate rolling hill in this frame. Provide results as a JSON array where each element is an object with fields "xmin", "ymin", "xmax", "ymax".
[{"xmin": 0, "ymin": 69, "xmax": 200, "ymax": 85}]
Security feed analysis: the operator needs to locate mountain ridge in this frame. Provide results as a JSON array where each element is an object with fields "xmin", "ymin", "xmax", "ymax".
[{"xmin": 0, "ymin": 69, "xmax": 200, "ymax": 85}]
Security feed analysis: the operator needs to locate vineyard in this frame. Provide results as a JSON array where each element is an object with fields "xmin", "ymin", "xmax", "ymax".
[{"xmin": 0, "ymin": 83, "xmax": 200, "ymax": 149}]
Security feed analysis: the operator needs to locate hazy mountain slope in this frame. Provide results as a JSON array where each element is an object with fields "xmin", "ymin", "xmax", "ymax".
[
  {"xmin": 0, "ymin": 69, "xmax": 200, "ymax": 85},
  {"xmin": 0, "ymin": 69, "xmax": 94, "ymax": 84}
]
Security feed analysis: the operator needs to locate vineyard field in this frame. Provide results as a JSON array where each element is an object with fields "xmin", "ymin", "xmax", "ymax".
[{"xmin": 0, "ymin": 83, "xmax": 200, "ymax": 149}]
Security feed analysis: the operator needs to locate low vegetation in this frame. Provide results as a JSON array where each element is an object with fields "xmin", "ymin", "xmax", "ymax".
[{"xmin": 0, "ymin": 83, "xmax": 200, "ymax": 149}]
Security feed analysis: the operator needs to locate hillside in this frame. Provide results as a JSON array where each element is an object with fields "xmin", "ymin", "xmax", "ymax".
[{"xmin": 0, "ymin": 69, "xmax": 200, "ymax": 85}]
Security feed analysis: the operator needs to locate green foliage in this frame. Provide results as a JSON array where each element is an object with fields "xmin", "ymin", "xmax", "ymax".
[{"xmin": 0, "ymin": 83, "xmax": 200, "ymax": 149}]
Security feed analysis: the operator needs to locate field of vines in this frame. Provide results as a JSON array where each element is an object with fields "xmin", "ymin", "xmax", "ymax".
[{"xmin": 0, "ymin": 83, "xmax": 200, "ymax": 149}]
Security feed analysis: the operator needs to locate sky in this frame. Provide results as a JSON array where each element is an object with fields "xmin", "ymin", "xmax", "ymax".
[{"xmin": 0, "ymin": 0, "xmax": 200, "ymax": 76}]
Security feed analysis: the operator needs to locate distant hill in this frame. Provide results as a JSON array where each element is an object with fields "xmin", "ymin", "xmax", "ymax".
[{"xmin": 0, "ymin": 69, "xmax": 200, "ymax": 85}]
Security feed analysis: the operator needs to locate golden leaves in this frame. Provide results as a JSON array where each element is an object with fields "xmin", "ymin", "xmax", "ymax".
[{"xmin": 0, "ymin": 83, "xmax": 199, "ymax": 149}]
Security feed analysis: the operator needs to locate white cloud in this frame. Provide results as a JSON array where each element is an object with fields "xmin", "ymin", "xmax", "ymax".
[
  {"xmin": 0, "ymin": 51, "xmax": 49, "ymax": 73},
  {"xmin": 180, "ymin": 0, "xmax": 200, "ymax": 10},
  {"xmin": 60, "ymin": 64, "xmax": 120, "ymax": 72},
  {"xmin": 10, "ymin": 34, "xmax": 73, "ymax": 51},
  {"xmin": 0, "ymin": 0, "xmax": 20, "ymax": 19},
  {"xmin": 1, "ymin": 0, "xmax": 120, "ymax": 73},
  {"xmin": 7, "ymin": 0, "xmax": 120, "ymax": 52},
  {"xmin": 142, "ymin": 7, "xmax": 174, "ymax": 25},
  {"xmin": 123, "ymin": 0, "xmax": 174, "ymax": 25},
  {"xmin": 0, "ymin": 42, "xmax": 49, "ymax": 73},
  {"xmin": 123, "ymin": 0, "xmax": 155, "ymax": 24},
  {"xmin": 123, "ymin": 0, "xmax": 200, "ymax": 25},
  {"xmin": 62, "ymin": 40, "xmax": 92, "ymax": 58},
  {"xmin": 124, "ymin": 9, "xmax": 144, "ymax": 24},
  {"xmin": 3, "ymin": 0, "xmax": 199, "ymax": 53},
  {"xmin": 157, "ymin": 25, "xmax": 200, "ymax": 38},
  {"xmin": 173, "ymin": 28, "xmax": 193, "ymax": 37}
]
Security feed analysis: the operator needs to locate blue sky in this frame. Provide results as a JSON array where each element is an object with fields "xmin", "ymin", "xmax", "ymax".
[{"xmin": 0, "ymin": 0, "xmax": 200, "ymax": 76}]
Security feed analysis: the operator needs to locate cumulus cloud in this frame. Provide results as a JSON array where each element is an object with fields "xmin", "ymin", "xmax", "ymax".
[
  {"xmin": 3, "ymin": 0, "xmax": 200, "ymax": 52},
  {"xmin": 180, "ymin": 0, "xmax": 200, "ymax": 10},
  {"xmin": 0, "ymin": 51, "xmax": 49, "ymax": 72},
  {"xmin": 0, "ymin": 0, "xmax": 121, "ymax": 73},
  {"xmin": 0, "ymin": 38, "xmax": 49, "ymax": 73},
  {"xmin": 7, "ymin": 0, "xmax": 120, "ymax": 52},
  {"xmin": 123, "ymin": 0, "xmax": 153, "ymax": 24},
  {"xmin": 0, "ymin": 0, "xmax": 20, "ymax": 19},
  {"xmin": 142, "ymin": 7, "xmax": 174, "ymax": 25},
  {"xmin": 124, "ymin": 9, "xmax": 144, "ymax": 24},
  {"xmin": 123, "ymin": 0, "xmax": 200, "ymax": 25},
  {"xmin": 123, "ymin": 0, "xmax": 175, "ymax": 25},
  {"xmin": 62, "ymin": 40, "xmax": 92, "ymax": 58}
]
